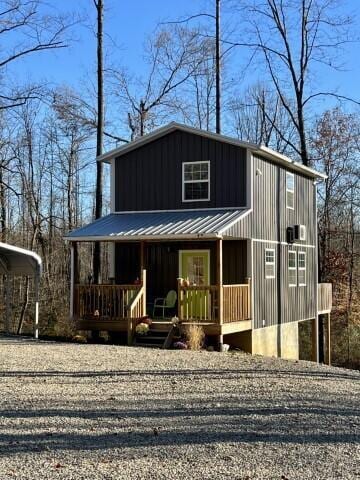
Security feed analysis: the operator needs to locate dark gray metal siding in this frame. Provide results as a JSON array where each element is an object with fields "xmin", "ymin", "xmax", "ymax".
[
  {"xmin": 115, "ymin": 130, "xmax": 247, "ymax": 211},
  {"xmin": 248, "ymin": 155, "xmax": 317, "ymax": 329},
  {"xmin": 252, "ymin": 241, "xmax": 278, "ymax": 328},
  {"xmin": 252, "ymin": 241, "xmax": 316, "ymax": 329},
  {"xmin": 250, "ymin": 155, "xmax": 316, "ymax": 243}
]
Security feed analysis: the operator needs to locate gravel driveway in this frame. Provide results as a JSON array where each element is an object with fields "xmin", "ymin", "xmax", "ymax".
[{"xmin": 0, "ymin": 336, "xmax": 359, "ymax": 480}]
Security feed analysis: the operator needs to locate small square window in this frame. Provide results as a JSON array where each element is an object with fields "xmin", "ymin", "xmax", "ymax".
[
  {"xmin": 265, "ymin": 248, "xmax": 275, "ymax": 279},
  {"xmin": 286, "ymin": 172, "xmax": 295, "ymax": 210},
  {"xmin": 288, "ymin": 250, "xmax": 297, "ymax": 286},
  {"xmin": 298, "ymin": 252, "xmax": 306, "ymax": 286}
]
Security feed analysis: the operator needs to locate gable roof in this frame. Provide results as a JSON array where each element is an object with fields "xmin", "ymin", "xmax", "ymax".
[
  {"xmin": 65, "ymin": 209, "xmax": 250, "ymax": 242},
  {"xmin": 97, "ymin": 122, "xmax": 326, "ymax": 180}
]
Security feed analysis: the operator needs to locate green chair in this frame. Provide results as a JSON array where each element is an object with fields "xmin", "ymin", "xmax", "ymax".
[{"xmin": 152, "ymin": 290, "xmax": 177, "ymax": 319}]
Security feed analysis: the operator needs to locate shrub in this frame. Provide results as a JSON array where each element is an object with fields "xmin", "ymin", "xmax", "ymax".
[{"xmin": 184, "ymin": 324, "xmax": 205, "ymax": 351}]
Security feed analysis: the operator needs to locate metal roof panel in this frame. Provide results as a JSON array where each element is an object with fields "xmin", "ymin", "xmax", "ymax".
[{"xmin": 65, "ymin": 209, "xmax": 250, "ymax": 241}]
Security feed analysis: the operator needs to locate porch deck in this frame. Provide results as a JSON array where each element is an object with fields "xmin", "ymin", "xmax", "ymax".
[{"xmin": 74, "ymin": 271, "xmax": 252, "ymax": 341}]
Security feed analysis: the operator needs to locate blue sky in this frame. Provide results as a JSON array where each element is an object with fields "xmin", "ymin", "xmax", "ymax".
[{"xmin": 9, "ymin": 0, "xmax": 360, "ymax": 135}]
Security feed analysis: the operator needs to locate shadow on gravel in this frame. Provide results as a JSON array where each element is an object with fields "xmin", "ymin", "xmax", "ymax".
[
  {"xmin": 0, "ymin": 425, "xmax": 358, "ymax": 456},
  {"xmin": 0, "ymin": 398, "xmax": 359, "ymax": 455},
  {"xmin": 1, "ymin": 368, "xmax": 359, "ymax": 381}
]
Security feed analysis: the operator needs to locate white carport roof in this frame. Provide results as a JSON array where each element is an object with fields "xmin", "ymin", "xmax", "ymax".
[
  {"xmin": 0, "ymin": 243, "xmax": 41, "ymax": 339},
  {"xmin": 0, "ymin": 242, "xmax": 41, "ymax": 276}
]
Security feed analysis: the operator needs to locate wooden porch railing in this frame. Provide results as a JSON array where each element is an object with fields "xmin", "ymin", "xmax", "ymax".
[
  {"xmin": 318, "ymin": 283, "xmax": 332, "ymax": 313},
  {"xmin": 127, "ymin": 270, "xmax": 146, "ymax": 345},
  {"xmin": 223, "ymin": 283, "xmax": 251, "ymax": 323},
  {"xmin": 178, "ymin": 279, "xmax": 251, "ymax": 324},
  {"xmin": 74, "ymin": 270, "xmax": 147, "ymax": 323},
  {"xmin": 74, "ymin": 284, "xmax": 140, "ymax": 320},
  {"xmin": 178, "ymin": 283, "xmax": 220, "ymax": 322}
]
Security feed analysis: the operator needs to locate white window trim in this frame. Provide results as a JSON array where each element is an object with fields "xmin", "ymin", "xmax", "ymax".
[
  {"xmin": 182, "ymin": 161, "xmax": 210, "ymax": 203},
  {"xmin": 264, "ymin": 248, "xmax": 276, "ymax": 279},
  {"xmin": 288, "ymin": 250, "xmax": 297, "ymax": 287},
  {"xmin": 286, "ymin": 172, "xmax": 295, "ymax": 210},
  {"xmin": 298, "ymin": 251, "xmax": 306, "ymax": 287}
]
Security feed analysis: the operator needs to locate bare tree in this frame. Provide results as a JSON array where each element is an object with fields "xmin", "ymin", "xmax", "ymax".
[
  {"xmin": 0, "ymin": 0, "xmax": 74, "ymax": 109},
  {"xmin": 227, "ymin": 0, "xmax": 355, "ymax": 165},
  {"xmin": 229, "ymin": 84, "xmax": 297, "ymax": 153},
  {"xmin": 113, "ymin": 26, "xmax": 207, "ymax": 138}
]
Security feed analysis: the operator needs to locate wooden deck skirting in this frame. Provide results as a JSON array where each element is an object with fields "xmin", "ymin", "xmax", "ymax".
[{"xmin": 318, "ymin": 283, "xmax": 332, "ymax": 313}]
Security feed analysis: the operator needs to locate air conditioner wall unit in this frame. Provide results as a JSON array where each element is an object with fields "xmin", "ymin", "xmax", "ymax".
[{"xmin": 294, "ymin": 224, "xmax": 306, "ymax": 241}]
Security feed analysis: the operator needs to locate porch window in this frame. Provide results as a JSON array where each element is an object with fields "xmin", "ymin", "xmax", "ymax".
[
  {"xmin": 182, "ymin": 161, "xmax": 210, "ymax": 202},
  {"xmin": 286, "ymin": 172, "xmax": 295, "ymax": 209},
  {"xmin": 264, "ymin": 248, "xmax": 275, "ymax": 279},
  {"xmin": 288, "ymin": 250, "xmax": 297, "ymax": 287},
  {"xmin": 298, "ymin": 251, "xmax": 306, "ymax": 286}
]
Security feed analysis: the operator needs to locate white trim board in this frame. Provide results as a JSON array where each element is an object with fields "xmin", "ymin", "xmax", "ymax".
[
  {"xmin": 112, "ymin": 206, "xmax": 247, "ymax": 214},
  {"xmin": 252, "ymin": 238, "xmax": 315, "ymax": 248}
]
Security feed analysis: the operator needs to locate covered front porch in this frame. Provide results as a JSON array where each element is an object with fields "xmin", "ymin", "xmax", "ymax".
[{"xmin": 66, "ymin": 209, "xmax": 252, "ymax": 346}]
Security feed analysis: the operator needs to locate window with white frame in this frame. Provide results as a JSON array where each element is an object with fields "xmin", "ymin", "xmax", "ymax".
[
  {"xmin": 265, "ymin": 248, "xmax": 275, "ymax": 279},
  {"xmin": 298, "ymin": 251, "xmax": 306, "ymax": 286},
  {"xmin": 286, "ymin": 172, "xmax": 295, "ymax": 209},
  {"xmin": 288, "ymin": 250, "xmax": 297, "ymax": 286},
  {"xmin": 182, "ymin": 161, "xmax": 210, "ymax": 202}
]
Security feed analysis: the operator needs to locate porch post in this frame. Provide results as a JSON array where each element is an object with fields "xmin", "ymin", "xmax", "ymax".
[
  {"xmin": 140, "ymin": 242, "xmax": 146, "ymax": 316},
  {"xmin": 177, "ymin": 277, "xmax": 182, "ymax": 319},
  {"xmin": 34, "ymin": 266, "xmax": 40, "ymax": 340},
  {"xmin": 141, "ymin": 269, "xmax": 147, "ymax": 315},
  {"xmin": 217, "ymin": 238, "xmax": 224, "ymax": 349},
  {"xmin": 311, "ymin": 316, "xmax": 319, "ymax": 363},
  {"xmin": 69, "ymin": 242, "xmax": 78, "ymax": 319},
  {"xmin": 140, "ymin": 241, "xmax": 145, "ymax": 272},
  {"xmin": 325, "ymin": 313, "xmax": 331, "ymax": 365},
  {"xmin": 70, "ymin": 243, "xmax": 74, "ymax": 319},
  {"xmin": 5, "ymin": 274, "xmax": 11, "ymax": 334}
]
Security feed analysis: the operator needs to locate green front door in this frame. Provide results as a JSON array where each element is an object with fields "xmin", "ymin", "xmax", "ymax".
[{"xmin": 179, "ymin": 250, "xmax": 210, "ymax": 319}]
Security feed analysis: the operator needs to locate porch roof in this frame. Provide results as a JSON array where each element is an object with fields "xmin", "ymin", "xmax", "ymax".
[{"xmin": 65, "ymin": 209, "xmax": 250, "ymax": 242}]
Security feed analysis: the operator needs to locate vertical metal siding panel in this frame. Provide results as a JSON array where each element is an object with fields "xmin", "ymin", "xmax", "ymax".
[
  {"xmin": 281, "ymin": 244, "xmax": 317, "ymax": 324},
  {"xmin": 174, "ymin": 131, "xmax": 182, "ymax": 204},
  {"xmin": 253, "ymin": 241, "xmax": 278, "ymax": 329}
]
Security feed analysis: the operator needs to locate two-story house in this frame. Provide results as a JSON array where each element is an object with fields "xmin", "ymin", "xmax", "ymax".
[{"xmin": 66, "ymin": 122, "xmax": 332, "ymax": 362}]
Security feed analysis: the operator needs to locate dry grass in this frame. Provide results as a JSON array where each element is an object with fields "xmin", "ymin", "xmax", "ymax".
[{"xmin": 184, "ymin": 324, "xmax": 205, "ymax": 350}]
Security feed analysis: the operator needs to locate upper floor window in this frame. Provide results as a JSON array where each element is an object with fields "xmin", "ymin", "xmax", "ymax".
[
  {"xmin": 182, "ymin": 161, "xmax": 210, "ymax": 202},
  {"xmin": 286, "ymin": 172, "xmax": 295, "ymax": 209},
  {"xmin": 298, "ymin": 251, "xmax": 306, "ymax": 286},
  {"xmin": 288, "ymin": 250, "xmax": 297, "ymax": 287},
  {"xmin": 265, "ymin": 248, "xmax": 275, "ymax": 279}
]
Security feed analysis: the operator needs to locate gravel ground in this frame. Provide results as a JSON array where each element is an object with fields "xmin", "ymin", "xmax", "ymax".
[{"xmin": 0, "ymin": 336, "xmax": 359, "ymax": 480}]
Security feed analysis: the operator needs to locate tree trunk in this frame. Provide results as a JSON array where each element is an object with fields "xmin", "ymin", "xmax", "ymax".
[
  {"xmin": 93, "ymin": 0, "xmax": 104, "ymax": 284},
  {"xmin": 215, "ymin": 0, "xmax": 221, "ymax": 134},
  {"xmin": 17, "ymin": 276, "xmax": 30, "ymax": 335},
  {"xmin": 0, "ymin": 164, "xmax": 7, "ymax": 242}
]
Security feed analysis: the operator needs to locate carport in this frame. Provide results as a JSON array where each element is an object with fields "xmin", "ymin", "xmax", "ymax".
[{"xmin": 0, "ymin": 242, "xmax": 41, "ymax": 339}]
